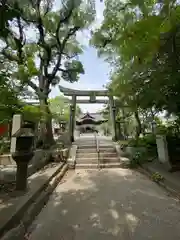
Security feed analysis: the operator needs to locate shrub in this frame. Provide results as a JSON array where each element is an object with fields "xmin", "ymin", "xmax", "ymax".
[
  {"xmin": 151, "ymin": 172, "xmax": 164, "ymax": 183},
  {"xmin": 129, "ymin": 150, "xmax": 147, "ymax": 168},
  {"xmin": 128, "ymin": 134, "xmax": 157, "ymax": 167},
  {"xmin": 117, "ymin": 140, "xmax": 129, "ymax": 151},
  {"xmin": 0, "ymin": 139, "xmax": 10, "ymax": 154},
  {"xmin": 128, "ymin": 134, "xmax": 156, "ymax": 148}
]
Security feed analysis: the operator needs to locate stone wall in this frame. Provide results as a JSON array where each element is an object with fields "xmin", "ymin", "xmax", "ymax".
[
  {"xmin": 0, "ymin": 155, "xmax": 15, "ymax": 166},
  {"xmin": 58, "ymin": 132, "xmax": 71, "ymax": 147},
  {"xmin": 0, "ymin": 149, "xmax": 52, "ymax": 182},
  {"xmin": 28, "ymin": 149, "xmax": 52, "ymax": 176}
]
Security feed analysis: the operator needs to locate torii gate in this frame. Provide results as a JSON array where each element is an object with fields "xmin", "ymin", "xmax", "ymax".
[{"xmin": 59, "ymin": 85, "xmax": 118, "ymax": 142}]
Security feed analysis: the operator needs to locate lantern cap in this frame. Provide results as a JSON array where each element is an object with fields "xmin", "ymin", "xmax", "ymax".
[{"xmin": 12, "ymin": 128, "xmax": 34, "ymax": 137}]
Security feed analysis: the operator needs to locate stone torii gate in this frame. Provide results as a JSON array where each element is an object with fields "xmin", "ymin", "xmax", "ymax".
[{"xmin": 59, "ymin": 85, "xmax": 118, "ymax": 142}]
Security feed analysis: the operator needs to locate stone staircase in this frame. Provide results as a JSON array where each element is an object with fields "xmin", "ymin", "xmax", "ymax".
[{"xmin": 75, "ymin": 135, "xmax": 122, "ymax": 169}]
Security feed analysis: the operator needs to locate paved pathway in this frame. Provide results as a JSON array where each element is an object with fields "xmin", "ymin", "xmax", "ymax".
[{"xmin": 28, "ymin": 169, "xmax": 180, "ymax": 239}]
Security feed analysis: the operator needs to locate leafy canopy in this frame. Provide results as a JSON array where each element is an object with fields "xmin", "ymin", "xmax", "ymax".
[
  {"xmin": 0, "ymin": 0, "xmax": 96, "ymax": 101},
  {"xmin": 92, "ymin": 0, "xmax": 180, "ymax": 116}
]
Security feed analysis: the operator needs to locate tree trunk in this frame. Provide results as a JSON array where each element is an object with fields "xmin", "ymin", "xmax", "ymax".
[
  {"xmin": 117, "ymin": 122, "xmax": 124, "ymax": 140},
  {"xmin": 150, "ymin": 108, "xmax": 155, "ymax": 120},
  {"xmin": 39, "ymin": 98, "xmax": 55, "ymax": 148},
  {"xmin": 134, "ymin": 110, "xmax": 142, "ymax": 140}
]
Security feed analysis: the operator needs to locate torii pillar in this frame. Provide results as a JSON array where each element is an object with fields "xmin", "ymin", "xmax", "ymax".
[
  {"xmin": 109, "ymin": 96, "xmax": 118, "ymax": 141},
  {"xmin": 69, "ymin": 95, "xmax": 76, "ymax": 142}
]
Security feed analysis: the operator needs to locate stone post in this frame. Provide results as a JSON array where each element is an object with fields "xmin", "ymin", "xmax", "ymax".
[
  {"xmin": 156, "ymin": 135, "xmax": 171, "ymax": 170},
  {"xmin": 109, "ymin": 96, "xmax": 117, "ymax": 141},
  {"xmin": 69, "ymin": 95, "xmax": 76, "ymax": 142},
  {"xmin": 10, "ymin": 114, "xmax": 22, "ymax": 153}
]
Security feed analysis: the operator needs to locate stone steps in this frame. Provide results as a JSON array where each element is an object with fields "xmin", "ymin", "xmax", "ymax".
[
  {"xmin": 78, "ymin": 145, "xmax": 96, "ymax": 149},
  {"xmin": 76, "ymin": 149, "xmax": 97, "ymax": 154},
  {"xmin": 99, "ymin": 158, "xmax": 120, "ymax": 163},
  {"xmin": 74, "ymin": 136, "xmax": 124, "ymax": 169},
  {"xmin": 76, "ymin": 158, "xmax": 98, "ymax": 164},
  {"xmin": 76, "ymin": 142, "xmax": 96, "ymax": 145},
  {"xmin": 76, "ymin": 152, "xmax": 117, "ymax": 158},
  {"xmin": 99, "ymin": 152, "xmax": 118, "ymax": 157},
  {"xmin": 76, "ymin": 152, "xmax": 98, "ymax": 158},
  {"xmin": 77, "ymin": 148, "xmax": 116, "ymax": 153},
  {"xmin": 76, "ymin": 157, "xmax": 119, "ymax": 163},
  {"xmin": 75, "ymin": 163, "xmax": 123, "ymax": 169},
  {"xmin": 76, "ymin": 140, "xmax": 96, "ymax": 143}
]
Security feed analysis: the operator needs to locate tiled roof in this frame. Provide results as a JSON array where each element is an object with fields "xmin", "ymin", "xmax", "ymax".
[{"xmin": 76, "ymin": 112, "xmax": 106, "ymax": 122}]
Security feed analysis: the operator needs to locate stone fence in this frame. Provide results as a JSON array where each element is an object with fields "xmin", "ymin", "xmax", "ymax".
[{"xmin": 155, "ymin": 134, "xmax": 180, "ymax": 171}]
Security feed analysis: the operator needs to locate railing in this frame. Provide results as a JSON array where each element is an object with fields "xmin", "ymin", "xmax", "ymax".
[{"xmin": 94, "ymin": 133, "xmax": 100, "ymax": 169}]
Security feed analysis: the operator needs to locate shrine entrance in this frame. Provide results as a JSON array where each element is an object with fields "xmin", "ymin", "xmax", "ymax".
[{"xmin": 59, "ymin": 85, "xmax": 118, "ymax": 142}]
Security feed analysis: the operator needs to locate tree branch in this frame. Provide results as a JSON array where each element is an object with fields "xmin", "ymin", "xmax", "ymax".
[
  {"xmin": 28, "ymin": 0, "xmax": 36, "ymax": 8},
  {"xmin": 55, "ymin": 2, "xmax": 75, "ymax": 49},
  {"xmin": 59, "ymin": 67, "xmax": 78, "ymax": 73},
  {"xmin": 28, "ymin": 80, "xmax": 46, "ymax": 99},
  {"xmin": 35, "ymin": 1, "xmax": 51, "ymax": 78},
  {"xmin": 62, "ymin": 52, "xmax": 77, "ymax": 59},
  {"xmin": 52, "ymin": 1, "xmax": 76, "ymax": 78},
  {"xmin": 50, "ymin": 26, "xmax": 80, "ymax": 81},
  {"xmin": 16, "ymin": 15, "xmax": 24, "ymax": 62},
  {"xmin": 1, "ymin": 15, "xmax": 25, "ymax": 64},
  {"xmin": 59, "ymin": 1, "xmax": 75, "ymax": 25},
  {"xmin": 43, "ymin": 0, "xmax": 53, "ymax": 16}
]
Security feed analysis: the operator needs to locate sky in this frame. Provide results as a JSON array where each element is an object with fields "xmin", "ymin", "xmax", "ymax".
[{"xmin": 49, "ymin": 0, "xmax": 110, "ymax": 113}]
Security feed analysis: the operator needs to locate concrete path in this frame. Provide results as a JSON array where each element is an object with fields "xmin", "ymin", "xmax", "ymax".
[{"xmin": 28, "ymin": 169, "xmax": 180, "ymax": 240}]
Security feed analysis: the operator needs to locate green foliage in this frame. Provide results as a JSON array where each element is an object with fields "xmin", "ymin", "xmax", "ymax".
[
  {"xmin": 129, "ymin": 134, "xmax": 156, "ymax": 148},
  {"xmin": 20, "ymin": 105, "xmax": 41, "ymax": 123},
  {"xmin": 151, "ymin": 172, "xmax": 164, "ymax": 183},
  {"xmin": 128, "ymin": 134, "xmax": 157, "ymax": 165},
  {"xmin": 0, "ymin": 0, "xmax": 95, "ymax": 144},
  {"xmin": 49, "ymin": 95, "xmax": 82, "ymax": 124},
  {"xmin": 0, "ymin": 1, "xmax": 21, "ymax": 38},
  {"xmin": 62, "ymin": 60, "xmax": 85, "ymax": 82},
  {"xmin": 49, "ymin": 96, "xmax": 70, "ymax": 123},
  {"xmin": 130, "ymin": 150, "xmax": 145, "ymax": 168},
  {"xmin": 92, "ymin": 0, "xmax": 180, "ymax": 120},
  {"xmin": 0, "ymin": 0, "xmax": 95, "ymax": 98},
  {"xmin": 0, "ymin": 140, "xmax": 10, "ymax": 155},
  {"xmin": 76, "ymin": 105, "xmax": 82, "ymax": 116},
  {"xmin": 0, "ymin": 73, "xmax": 19, "ymax": 122},
  {"xmin": 157, "ymin": 118, "xmax": 180, "ymax": 137}
]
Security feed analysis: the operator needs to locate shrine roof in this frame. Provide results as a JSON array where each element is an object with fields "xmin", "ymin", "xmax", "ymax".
[
  {"xmin": 80, "ymin": 112, "xmax": 95, "ymax": 120},
  {"xmin": 76, "ymin": 112, "xmax": 106, "ymax": 122}
]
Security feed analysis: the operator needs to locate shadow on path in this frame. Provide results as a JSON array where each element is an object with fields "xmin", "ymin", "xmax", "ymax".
[{"xmin": 29, "ymin": 168, "xmax": 180, "ymax": 240}]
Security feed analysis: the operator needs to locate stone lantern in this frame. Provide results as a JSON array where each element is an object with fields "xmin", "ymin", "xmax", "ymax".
[{"xmin": 11, "ymin": 124, "xmax": 35, "ymax": 191}]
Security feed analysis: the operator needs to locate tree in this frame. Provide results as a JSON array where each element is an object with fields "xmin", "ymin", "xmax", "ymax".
[
  {"xmin": 91, "ymin": 0, "xmax": 180, "ymax": 137},
  {"xmin": 0, "ymin": 0, "xmax": 95, "ymax": 145},
  {"xmin": 76, "ymin": 105, "xmax": 82, "ymax": 116},
  {"xmin": 49, "ymin": 95, "xmax": 82, "ymax": 124},
  {"xmin": 49, "ymin": 95, "xmax": 70, "ymax": 124}
]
